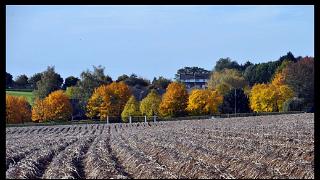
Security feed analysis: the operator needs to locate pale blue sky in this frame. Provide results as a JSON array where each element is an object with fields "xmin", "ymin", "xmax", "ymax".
[{"xmin": 6, "ymin": 5, "xmax": 314, "ymax": 81}]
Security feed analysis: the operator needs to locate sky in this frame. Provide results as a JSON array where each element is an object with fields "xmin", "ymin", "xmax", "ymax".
[{"xmin": 6, "ymin": 5, "xmax": 314, "ymax": 81}]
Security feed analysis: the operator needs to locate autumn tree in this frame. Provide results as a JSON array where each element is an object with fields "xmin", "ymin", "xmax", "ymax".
[
  {"xmin": 31, "ymin": 98, "xmax": 47, "ymax": 122},
  {"xmin": 121, "ymin": 96, "xmax": 141, "ymax": 122},
  {"xmin": 74, "ymin": 65, "xmax": 113, "ymax": 117},
  {"xmin": 249, "ymin": 83, "xmax": 294, "ymax": 112},
  {"xmin": 159, "ymin": 82, "xmax": 188, "ymax": 117},
  {"xmin": 207, "ymin": 69, "xmax": 248, "ymax": 95},
  {"xmin": 271, "ymin": 69, "xmax": 296, "ymax": 111},
  {"xmin": 86, "ymin": 82, "xmax": 132, "ymax": 119},
  {"xmin": 282, "ymin": 57, "xmax": 314, "ymax": 110},
  {"xmin": 186, "ymin": 89, "xmax": 223, "ymax": 115},
  {"xmin": 6, "ymin": 95, "xmax": 31, "ymax": 124},
  {"xmin": 31, "ymin": 90, "xmax": 72, "ymax": 122},
  {"xmin": 140, "ymin": 89, "xmax": 162, "ymax": 116}
]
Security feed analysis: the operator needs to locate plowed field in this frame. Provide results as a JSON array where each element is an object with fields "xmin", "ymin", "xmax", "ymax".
[{"xmin": 6, "ymin": 113, "xmax": 314, "ymax": 179}]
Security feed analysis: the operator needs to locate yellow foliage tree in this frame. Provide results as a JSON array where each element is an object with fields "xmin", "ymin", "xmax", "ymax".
[
  {"xmin": 6, "ymin": 95, "xmax": 31, "ymax": 124},
  {"xmin": 121, "ymin": 95, "xmax": 141, "ymax": 122},
  {"xmin": 86, "ymin": 82, "xmax": 132, "ymax": 119},
  {"xmin": 271, "ymin": 70, "xmax": 286, "ymax": 87},
  {"xmin": 31, "ymin": 90, "xmax": 72, "ymax": 122},
  {"xmin": 159, "ymin": 82, "xmax": 188, "ymax": 117},
  {"xmin": 249, "ymin": 83, "xmax": 294, "ymax": 112},
  {"xmin": 186, "ymin": 89, "xmax": 223, "ymax": 115},
  {"xmin": 140, "ymin": 89, "xmax": 162, "ymax": 116},
  {"xmin": 31, "ymin": 98, "xmax": 47, "ymax": 122}
]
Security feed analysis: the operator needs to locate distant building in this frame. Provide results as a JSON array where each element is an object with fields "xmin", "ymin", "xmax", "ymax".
[{"xmin": 177, "ymin": 73, "xmax": 210, "ymax": 89}]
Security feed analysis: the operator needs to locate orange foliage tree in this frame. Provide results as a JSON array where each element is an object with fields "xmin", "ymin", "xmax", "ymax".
[
  {"xmin": 159, "ymin": 82, "xmax": 188, "ymax": 117},
  {"xmin": 186, "ymin": 89, "xmax": 223, "ymax": 115},
  {"xmin": 86, "ymin": 82, "xmax": 132, "ymax": 119},
  {"xmin": 6, "ymin": 95, "xmax": 31, "ymax": 124},
  {"xmin": 31, "ymin": 98, "xmax": 47, "ymax": 122},
  {"xmin": 32, "ymin": 90, "xmax": 72, "ymax": 122}
]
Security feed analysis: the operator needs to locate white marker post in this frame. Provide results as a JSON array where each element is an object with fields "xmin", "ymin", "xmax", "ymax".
[
  {"xmin": 107, "ymin": 116, "xmax": 109, "ymax": 124},
  {"xmin": 129, "ymin": 116, "xmax": 132, "ymax": 124},
  {"xmin": 145, "ymin": 116, "xmax": 147, "ymax": 123},
  {"xmin": 153, "ymin": 116, "xmax": 156, "ymax": 122}
]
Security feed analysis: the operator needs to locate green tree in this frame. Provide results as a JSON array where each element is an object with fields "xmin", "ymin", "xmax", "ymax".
[
  {"xmin": 28, "ymin": 73, "xmax": 42, "ymax": 89},
  {"xmin": 214, "ymin": 58, "xmax": 241, "ymax": 72},
  {"xmin": 149, "ymin": 76, "xmax": 172, "ymax": 90},
  {"xmin": 6, "ymin": 72, "xmax": 13, "ymax": 88},
  {"xmin": 218, "ymin": 88, "xmax": 250, "ymax": 114},
  {"xmin": 244, "ymin": 61, "xmax": 281, "ymax": 86},
  {"xmin": 33, "ymin": 66, "xmax": 63, "ymax": 99},
  {"xmin": 278, "ymin": 51, "xmax": 296, "ymax": 63},
  {"xmin": 175, "ymin": 66, "xmax": 211, "ymax": 81},
  {"xmin": 14, "ymin": 74, "xmax": 29, "ymax": 89},
  {"xmin": 65, "ymin": 86, "xmax": 80, "ymax": 99},
  {"xmin": 207, "ymin": 69, "xmax": 248, "ymax": 95},
  {"xmin": 74, "ymin": 65, "xmax": 113, "ymax": 110},
  {"xmin": 121, "ymin": 96, "xmax": 141, "ymax": 122},
  {"xmin": 116, "ymin": 74, "xmax": 129, "ymax": 82},
  {"xmin": 140, "ymin": 89, "xmax": 162, "ymax": 116},
  {"xmin": 62, "ymin": 76, "xmax": 80, "ymax": 90},
  {"xmin": 123, "ymin": 74, "xmax": 150, "ymax": 87}
]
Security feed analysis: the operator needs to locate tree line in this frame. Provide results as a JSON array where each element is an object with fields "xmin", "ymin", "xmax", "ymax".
[{"xmin": 6, "ymin": 52, "xmax": 314, "ymax": 124}]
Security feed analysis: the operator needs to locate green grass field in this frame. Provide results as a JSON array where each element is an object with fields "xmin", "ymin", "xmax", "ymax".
[{"xmin": 6, "ymin": 90, "xmax": 34, "ymax": 105}]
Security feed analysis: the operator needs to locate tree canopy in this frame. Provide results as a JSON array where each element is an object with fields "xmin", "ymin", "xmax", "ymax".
[
  {"xmin": 283, "ymin": 57, "xmax": 314, "ymax": 110},
  {"xmin": 207, "ymin": 69, "xmax": 248, "ymax": 95},
  {"xmin": 28, "ymin": 73, "xmax": 42, "ymax": 90},
  {"xmin": 63, "ymin": 76, "xmax": 80, "ymax": 90},
  {"xmin": 14, "ymin": 74, "xmax": 29, "ymax": 89},
  {"xmin": 218, "ymin": 88, "xmax": 250, "ymax": 114},
  {"xmin": 159, "ymin": 82, "xmax": 188, "ymax": 117},
  {"xmin": 121, "ymin": 95, "xmax": 141, "ymax": 122},
  {"xmin": 140, "ymin": 89, "xmax": 162, "ymax": 116},
  {"xmin": 86, "ymin": 82, "xmax": 132, "ymax": 119},
  {"xmin": 6, "ymin": 72, "xmax": 14, "ymax": 88},
  {"xmin": 33, "ymin": 66, "xmax": 64, "ymax": 99}
]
